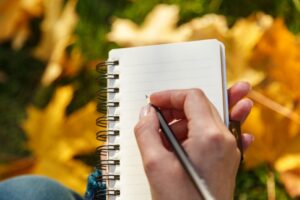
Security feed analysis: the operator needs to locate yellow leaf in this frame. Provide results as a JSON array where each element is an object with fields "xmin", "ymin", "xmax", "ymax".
[
  {"xmin": 34, "ymin": 0, "xmax": 79, "ymax": 85},
  {"xmin": 108, "ymin": 5, "xmax": 271, "ymax": 86},
  {"xmin": 108, "ymin": 4, "xmax": 190, "ymax": 46},
  {"xmin": 279, "ymin": 168, "xmax": 300, "ymax": 197},
  {"xmin": 244, "ymin": 82, "xmax": 300, "ymax": 169},
  {"xmin": 22, "ymin": 86, "xmax": 101, "ymax": 194},
  {"xmin": 0, "ymin": 0, "xmax": 42, "ymax": 49},
  {"xmin": 251, "ymin": 19, "xmax": 300, "ymax": 100},
  {"xmin": 225, "ymin": 13, "xmax": 272, "ymax": 86}
]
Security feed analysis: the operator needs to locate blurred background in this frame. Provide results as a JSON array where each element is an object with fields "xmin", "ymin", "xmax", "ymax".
[{"xmin": 1, "ymin": 0, "xmax": 300, "ymax": 199}]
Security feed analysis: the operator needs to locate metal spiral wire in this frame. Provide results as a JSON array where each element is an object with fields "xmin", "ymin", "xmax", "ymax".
[{"xmin": 95, "ymin": 60, "xmax": 120, "ymax": 199}]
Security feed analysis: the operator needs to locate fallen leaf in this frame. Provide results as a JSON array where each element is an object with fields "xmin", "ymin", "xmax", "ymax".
[
  {"xmin": 279, "ymin": 168, "xmax": 300, "ymax": 197},
  {"xmin": 107, "ymin": 4, "xmax": 190, "ymax": 46},
  {"xmin": 22, "ymin": 86, "xmax": 101, "ymax": 194},
  {"xmin": 0, "ymin": 0, "xmax": 42, "ymax": 49},
  {"xmin": 244, "ymin": 82, "xmax": 300, "ymax": 168},
  {"xmin": 108, "ymin": 5, "xmax": 272, "ymax": 86},
  {"xmin": 34, "ymin": 0, "xmax": 79, "ymax": 85},
  {"xmin": 251, "ymin": 19, "xmax": 300, "ymax": 100},
  {"xmin": 0, "ymin": 157, "xmax": 35, "ymax": 180},
  {"xmin": 226, "ymin": 13, "xmax": 273, "ymax": 86}
]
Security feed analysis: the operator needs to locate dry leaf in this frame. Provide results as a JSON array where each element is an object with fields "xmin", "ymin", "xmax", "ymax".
[
  {"xmin": 0, "ymin": 158, "xmax": 35, "ymax": 180},
  {"xmin": 243, "ymin": 105, "xmax": 299, "ymax": 168},
  {"xmin": 226, "ymin": 13, "xmax": 273, "ymax": 85},
  {"xmin": 107, "ymin": 4, "xmax": 191, "ymax": 46},
  {"xmin": 108, "ymin": 5, "xmax": 272, "ymax": 87},
  {"xmin": 181, "ymin": 14, "xmax": 228, "ymax": 41},
  {"xmin": 34, "ymin": 0, "xmax": 79, "ymax": 85},
  {"xmin": 0, "ymin": 0, "xmax": 42, "ymax": 49},
  {"xmin": 279, "ymin": 168, "xmax": 300, "ymax": 197},
  {"xmin": 22, "ymin": 86, "xmax": 101, "ymax": 194},
  {"xmin": 251, "ymin": 19, "xmax": 300, "ymax": 99},
  {"xmin": 107, "ymin": 5, "xmax": 229, "ymax": 46},
  {"xmin": 244, "ymin": 82, "xmax": 300, "ymax": 168}
]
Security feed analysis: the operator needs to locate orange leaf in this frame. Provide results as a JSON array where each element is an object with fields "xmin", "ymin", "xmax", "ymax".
[{"xmin": 22, "ymin": 86, "xmax": 101, "ymax": 194}]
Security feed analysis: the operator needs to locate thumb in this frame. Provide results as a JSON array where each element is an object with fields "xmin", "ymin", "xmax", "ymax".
[{"xmin": 134, "ymin": 105, "xmax": 169, "ymax": 169}]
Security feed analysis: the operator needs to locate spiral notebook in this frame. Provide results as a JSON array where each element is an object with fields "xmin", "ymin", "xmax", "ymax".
[{"xmin": 96, "ymin": 39, "xmax": 229, "ymax": 200}]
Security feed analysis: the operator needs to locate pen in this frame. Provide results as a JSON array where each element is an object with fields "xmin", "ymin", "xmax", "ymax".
[{"xmin": 151, "ymin": 104, "xmax": 215, "ymax": 200}]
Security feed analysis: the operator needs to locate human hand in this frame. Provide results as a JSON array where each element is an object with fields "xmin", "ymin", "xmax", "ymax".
[{"xmin": 134, "ymin": 82, "xmax": 252, "ymax": 200}]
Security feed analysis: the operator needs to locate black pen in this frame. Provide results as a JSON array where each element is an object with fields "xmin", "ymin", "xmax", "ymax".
[{"xmin": 151, "ymin": 104, "xmax": 215, "ymax": 200}]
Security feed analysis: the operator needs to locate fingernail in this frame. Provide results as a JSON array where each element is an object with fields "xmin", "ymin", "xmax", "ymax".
[
  {"xmin": 242, "ymin": 133, "xmax": 254, "ymax": 151},
  {"xmin": 238, "ymin": 81, "xmax": 252, "ymax": 91},
  {"xmin": 139, "ymin": 104, "xmax": 151, "ymax": 119},
  {"xmin": 247, "ymin": 99, "xmax": 254, "ymax": 107},
  {"xmin": 250, "ymin": 134, "xmax": 255, "ymax": 142}
]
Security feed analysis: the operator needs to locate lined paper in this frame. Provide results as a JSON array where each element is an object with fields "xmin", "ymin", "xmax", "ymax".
[{"xmin": 108, "ymin": 40, "xmax": 228, "ymax": 200}]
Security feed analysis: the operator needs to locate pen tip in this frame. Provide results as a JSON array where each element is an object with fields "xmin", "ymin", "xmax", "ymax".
[{"xmin": 145, "ymin": 95, "xmax": 150, "ymax": 104}]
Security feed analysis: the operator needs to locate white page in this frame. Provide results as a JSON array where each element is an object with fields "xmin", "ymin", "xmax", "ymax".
[{"xmin": 107, "ymin": 39, "xmax": 228, "ymax": 200}]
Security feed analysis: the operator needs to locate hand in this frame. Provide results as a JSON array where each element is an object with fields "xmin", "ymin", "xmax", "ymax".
[{"xmin": 134, "ymin": 82, "xmax": 252, "ymax": 200}]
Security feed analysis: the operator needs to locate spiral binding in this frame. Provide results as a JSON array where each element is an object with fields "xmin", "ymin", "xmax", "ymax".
[{"xmin": 96, "ymin": 60, "xmax": 120, "ymax": 199}]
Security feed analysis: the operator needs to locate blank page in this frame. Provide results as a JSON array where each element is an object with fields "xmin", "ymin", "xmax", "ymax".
[{"xmin": 108, "ymin": 39, "xmax": 228, "ymax": 200}]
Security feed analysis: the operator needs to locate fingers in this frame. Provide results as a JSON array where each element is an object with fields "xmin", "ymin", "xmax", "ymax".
[
  {"xmin": 230, "ymin": 98, "xmax": 253, "ymax": 123},
  {"xmin": 241, "ymin": 133, "xmax": 254, "ymax": 151},
  {"xmin": 134, "ymin": 105, "xmax": 169, "ymax": 164},
  {"xmin": 150, "ymin": 89, "xmax": 214, "ymax": 122},
  {"xmin": 159, "ymin": 119, "xmax": 188, "ymax": 150},
  {"xmin": 169, "ymin": 119, "xmax": 188, "ymax": 141},
  {"xmin": 160, "ymin": 109, "xmax": 186, "ymax": 123},
  {"xmin": 228, "ymin": 82, "xmax": 251, "ymax": 108}
]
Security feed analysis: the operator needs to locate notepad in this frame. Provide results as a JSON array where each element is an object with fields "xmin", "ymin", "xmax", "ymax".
[{"xmin": 96, "ymin": 39, "xmax": 229, "ymax": 200}]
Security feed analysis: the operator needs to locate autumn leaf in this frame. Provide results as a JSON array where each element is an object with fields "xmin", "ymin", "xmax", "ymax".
[
  {"xmin": 22, "ymin": 86, "xmax": 101, "ymax": 194},
  {"xmin": 245, "ymin": 21, "xmax": 300, "ymax": 197},
  {"xmin": 279, "ymin": 168, "xmax": 300, "ymax": 197},
  {"xmin": 225, "ymin": 13, "xmax": 272, "ymax": 86},
  {"xmin": 34, "ymin": 0, "xmax": 79, "ymax": 86},
  {"xmin": 107, "ymin": 4, "xmax": 190, "ymax": 46},
  {"xmin": 242, "ymin": 81, "xmax": 300, "ymax": 197},
  {"xmin": 0, "ymin": 0, "xmax": 42, "ymax": 49},
  {"xmin": 107, "ymin": 5, "xmax": 230, "ymax": 46},
  {"xmin": 108, "ymin": 5, "xmax": 272, "ymax": 86},
  {"xmin": 251, "ymin": 19, "xmax": 300, "ymax": 100}
]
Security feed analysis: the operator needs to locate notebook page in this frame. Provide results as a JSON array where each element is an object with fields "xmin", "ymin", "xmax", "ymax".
[{"xmin": 108, "ymin": 39, "xmax": 228, "ymax": 200}]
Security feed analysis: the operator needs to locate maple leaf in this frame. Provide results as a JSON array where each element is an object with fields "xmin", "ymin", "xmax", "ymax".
[
  {"xmin": 242, "ymin": 81, "xmax": 300, "ymax": 197},
  {"xmin": 251, "ymin": 19, "xmax": 300, "ymax": 100},
  {"xmin": 107, "ymin": 5, "xmax": 272, "ymax": 87},
  {"xmin": 225, "ymin": 13, "xmax": 273, "ymax": 86},
  {"xmin": 107, "ymin": 4, "xmax": 230, "ymax": 46},
  {"xmin": 34, "ymin": 0, "xmax": 79, "ymax": 86},
  {"xmin": 0, "ymin": 0, "xmax": 42, "ymax": 49},
  {"xmin": 22, "ymin": 86, "xmax": 101, "ymax": 194},
  {"xmin": 107, "ymin": 4, "xmax": 190, "ymax": 46},
  {"xmin": 245, "ymin": 21, "xmax": 300, "ymax": 196}
]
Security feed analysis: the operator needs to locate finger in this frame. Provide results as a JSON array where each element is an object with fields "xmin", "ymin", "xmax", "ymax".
[
  {"xmin": 160, "ymin": 109, "xmax": 186, "ymax": 123},
  {"xmin": 230, "ymin": 98, "xmax": 253, "ymax": 123},
  {"xmin": 228, "ymin": 82, "xmax": 251, "ymax": 108},
  {"xmin": 241, "ymin": 133, "xmax": 254, "ymax": 151},
  {"xmin": 169, "ymin": 119, "xmax": 188, "ymax": 141},
  {"xmin": 150, "ymin": 89, "xmax": 214, "ymax": 122},
  {"xmin": 160, "ymin": 119, "xmax": 188, "ymax": 150},
  {"xmin": 134, "ymin": 105, "xmax": 170, "ymax": 163}
]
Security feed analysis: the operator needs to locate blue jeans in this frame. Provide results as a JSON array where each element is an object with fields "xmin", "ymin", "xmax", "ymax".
[{"xmin": 0, "ymin": 175, "xmax": 83, "ymax": 200}]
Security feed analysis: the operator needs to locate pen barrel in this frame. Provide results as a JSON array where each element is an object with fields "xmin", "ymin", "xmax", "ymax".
[{"xmin": 152, "ymin": 105, "xmax": 215, "ymax": 200}]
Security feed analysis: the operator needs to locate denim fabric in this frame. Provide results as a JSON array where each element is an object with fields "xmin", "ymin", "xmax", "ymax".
[{"xmin": 0, "ymin": 175, "xmax": 83, "ymax": 200}]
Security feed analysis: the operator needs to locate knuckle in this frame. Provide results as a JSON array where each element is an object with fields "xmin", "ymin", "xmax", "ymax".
[
  {"xmin": 208, "ymin": 132, "xmax": 226, "ymax": 145},
  {"xmin": 226, "ymin": 134, "xmax": 238, "ymax": 147},
  {"xmin": 189, "ymin": 88, "xmax": 205, "ymax": 98},
  {"xmin": 205, "ymin": 128, "xmax": 227, "ymax": 147},
  {"xmin": 134, "ymin": 118, "xmax": 148, "ymax": 136},
  {"xmin": 143, "ymin": 153, "xmax": 161, "ymax": 173}
]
